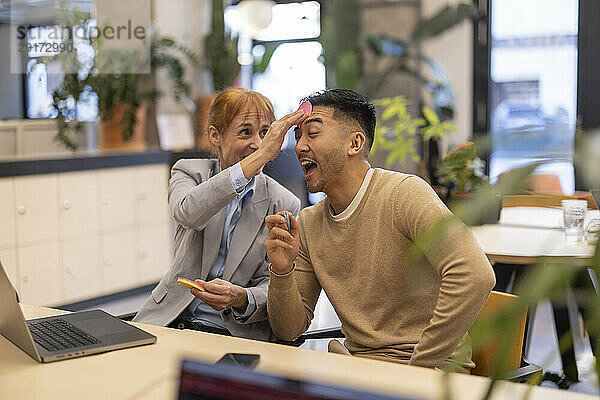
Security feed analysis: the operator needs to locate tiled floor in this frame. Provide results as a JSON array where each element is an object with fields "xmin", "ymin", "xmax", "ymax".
[{"xmin": 67, "ymin": 289, "xmax": 598, "ymax": 395}]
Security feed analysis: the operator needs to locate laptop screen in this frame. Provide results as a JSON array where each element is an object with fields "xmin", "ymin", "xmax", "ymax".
[{"xmin": 178, "ymin": 359, "xmax": 420, "ymax": 400}]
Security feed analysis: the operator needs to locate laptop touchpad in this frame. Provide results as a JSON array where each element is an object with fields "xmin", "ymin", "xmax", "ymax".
[{"xmin": 75, "ymin": 317, "xmax": 133, "ymax": 336}]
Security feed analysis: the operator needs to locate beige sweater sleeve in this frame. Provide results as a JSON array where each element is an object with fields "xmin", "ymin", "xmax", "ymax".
[
  {"xmin": 267, "ymin": 213, "xmax": 322, "ymax": 341},
  {"xmin": 394, "ymin": 177, "xmax": 496, "ymax": 369}
]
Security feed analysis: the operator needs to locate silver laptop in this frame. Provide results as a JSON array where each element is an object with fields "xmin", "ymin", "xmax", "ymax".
[{"xmin": 0, "ymin": 260, "xmax": 156, "ymax": 363}]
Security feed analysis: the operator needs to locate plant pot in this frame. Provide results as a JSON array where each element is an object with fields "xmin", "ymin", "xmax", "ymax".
[
  {"xmin": 195, "ymin": 94, "xmax": 217, "ymax": 151},
  {"xmin": 99, "ymin": 103, "xmax": 147, "ymax": 152},
  {"xmin": 447, "ymin": 191, "xmax": 502, "ymax": 226}
]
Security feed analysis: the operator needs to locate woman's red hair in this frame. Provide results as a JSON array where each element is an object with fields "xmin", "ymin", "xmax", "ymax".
[{"xmin": 207, "ymin": 88, "xmax": 275, "ymax": 135}]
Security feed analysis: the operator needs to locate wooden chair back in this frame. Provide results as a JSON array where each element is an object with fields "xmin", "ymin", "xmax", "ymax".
[{"xmin": 471, "ymin": 291, "xmax": 527, "ymax": 376}]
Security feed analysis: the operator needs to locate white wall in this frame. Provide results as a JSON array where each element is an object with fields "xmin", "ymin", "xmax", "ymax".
[{"xmin": 421, "ymin": 0, "xmax": 473, "ymax": 155}]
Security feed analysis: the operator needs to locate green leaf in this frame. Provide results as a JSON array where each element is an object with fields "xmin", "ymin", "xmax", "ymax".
[
  {"xmin": 422, "ymin": 106, "xmax": 439, "ymax": 125},
  {"xmin": 440, "ymin": 121, "xmax": 458, "ymax": 131},
  {"xmin": 253, "ymin": 42, "xmax": 279, "ymax": 75}
]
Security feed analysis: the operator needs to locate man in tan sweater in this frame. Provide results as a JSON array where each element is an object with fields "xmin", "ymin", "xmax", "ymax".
[{"xmin": 264, "ymin": 89, "xmax": 495, "ymax": 372}]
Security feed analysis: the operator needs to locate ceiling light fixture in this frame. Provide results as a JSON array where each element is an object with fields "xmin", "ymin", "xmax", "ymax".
[{"xmin": 237, "ymin": 0, "xmax": 275, "ymax": 38}]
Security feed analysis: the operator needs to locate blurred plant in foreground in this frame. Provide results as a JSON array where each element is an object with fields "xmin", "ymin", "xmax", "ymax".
[{"xmin": 409, "ymin": 162, "xmax": 599, "ymax": 399}]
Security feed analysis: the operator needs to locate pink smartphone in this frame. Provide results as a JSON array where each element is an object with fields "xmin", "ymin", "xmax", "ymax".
[{"xmin": 177, "ymin": 277, "xmax": 206, "ymax": 292}]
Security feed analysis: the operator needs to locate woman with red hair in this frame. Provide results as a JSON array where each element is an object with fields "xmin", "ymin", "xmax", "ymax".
[{"xmin": 134, "ymin": 88, "xmax": 304, "ymax": 341}]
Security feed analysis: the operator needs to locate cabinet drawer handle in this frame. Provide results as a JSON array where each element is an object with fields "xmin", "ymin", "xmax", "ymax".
[
  {"xmin": 140, "ymin": 251, "xmax": 148, "ymax": 260},
  {"xmin": 63, "ymin": 200, "xmax": 71, "ymax": 210},
  {"xmin": 102, "ymin": 195, "xmax": 110, "ymax": 205},
  {"xmin": 65, "ymin": 265, "xmax": 73, "ymax": 274},
  {"xmin": 136, "ymin": 191, "xmax": 147, "ymax": 201},
  {"xmin": 22, "ymin": 275, "xmax": 29, "ymax": 283},
  {"xmin": 103, "ymin": 256, "xmax": 112, "ymax": 266},
  {"xmin": 17, "ymin": 206, "xmax": 26, "ymax": 215}
]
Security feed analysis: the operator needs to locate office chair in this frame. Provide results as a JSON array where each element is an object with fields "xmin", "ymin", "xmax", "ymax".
[
  {"xmin": 470, "ymin": 291, "xmax": 542, "ymax": 382},
  {"xmin": 526, "ymin": 173, "xmax": 564, "ymax": 194},
  {"xmin": 299, "ymin": 291, "xmax": 542, "ymax": 382}
]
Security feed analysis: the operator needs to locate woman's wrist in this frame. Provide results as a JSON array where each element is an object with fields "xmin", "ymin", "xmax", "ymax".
[{"xmin": 240, "ymin": 149, "xmax": 268, "ymax": 179}]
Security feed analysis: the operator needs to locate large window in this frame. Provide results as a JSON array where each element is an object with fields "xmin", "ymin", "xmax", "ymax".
[
  {"xmin": 225, "ymin": 1, "xmax": 324, "ymax": 129},
  {"xmin": 253, "ymin": 41, "xmax": 325, "ymax": 149},
  {"xmin": 25, "ymin": 23, "xmax": 98, "ymax": 121},
  {"xmin": 486, "ymin": 0, "xmax": 579, "ymax": 194},
  {"xmin": 226, "ymin": 1, "xmax": 325, "ymax": 205}
]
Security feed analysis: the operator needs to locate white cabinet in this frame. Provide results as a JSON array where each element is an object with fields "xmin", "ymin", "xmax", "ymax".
[
  {"xmin": 0, "ymin": 178, "xmax": 16, "ymax": 248},
  {"xmin": 134, "ymin": 164, "xmax": 170, "ymax": 225},
  {"xmin": 137, "ymin": 223, "xmax": 171, "ymax": 286},
  {"xmin": 62, "ymin": 236, "xmax": 103, "ymax": 303},
  {"xmin": 98, "ymin": 168, "xmax": 135, "ymax": 231},
  {"xmin": 59, "ymin": 170, "xmax": 99, "ymax": 238},
  {"xmin": 14, "ymin": 174, "xmax": 59, "ymax": 244},
  {"xmin": 2, "ymin": 163, "xmax": 171, "ymax": 307},
  {"xmin": 101, "ymin": 230, "xmax": 137, "ymax": 294},
  {"xmin": 0, "ymin": 247, "xmax": 18, "ymax": 291},
  {"xmin": 18, "ymin": 242, "xmax": 62, "ymax": 306}
]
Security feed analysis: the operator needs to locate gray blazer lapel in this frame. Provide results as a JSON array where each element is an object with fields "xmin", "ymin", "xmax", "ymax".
[
  {"xmin": 222, "ymin": 175, "xmax": 269, "ymax": 281},
  {"xmin": 201, "ymin": 207, "xmax": 227, "ymax": 279}
]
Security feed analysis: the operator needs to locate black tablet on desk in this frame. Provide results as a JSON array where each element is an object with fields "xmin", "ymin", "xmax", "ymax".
[{"xmin": 178, "ymin": 359, "xmax": 420, "ymax": 400}]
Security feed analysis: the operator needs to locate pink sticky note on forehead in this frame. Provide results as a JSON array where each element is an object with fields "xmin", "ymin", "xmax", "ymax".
[{"xmin": 297, "ymin": 101, "xmax": 312, "ymax": 128}]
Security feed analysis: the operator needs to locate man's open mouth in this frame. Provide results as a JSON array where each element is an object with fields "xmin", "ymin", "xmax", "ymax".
[{"xmin": 300, "ymin": 159, "xmax": 318, "ymax": 178}]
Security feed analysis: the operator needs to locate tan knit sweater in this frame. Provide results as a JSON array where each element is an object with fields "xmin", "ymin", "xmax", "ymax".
[{"xmin": 267, "ymin": 169, "xmax": 496, "ymax": 370}]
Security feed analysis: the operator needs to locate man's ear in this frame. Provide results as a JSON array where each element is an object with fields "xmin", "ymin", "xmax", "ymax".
[
  {"xmin": 348, "ymin": 131, "xmax": 366, "ymax": 157},
  {"xmin": 208, "ymin": 125, "xmax": 220, "ymax": 147}
]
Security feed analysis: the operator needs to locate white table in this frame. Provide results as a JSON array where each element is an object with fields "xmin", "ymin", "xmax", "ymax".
[
  {"xmin": 470, "ymin": 207, "xmax": 599, "ymax": 384},
  {"xmin": 471, "ymin": 207, "xmax": 598, "ymax": 266}
]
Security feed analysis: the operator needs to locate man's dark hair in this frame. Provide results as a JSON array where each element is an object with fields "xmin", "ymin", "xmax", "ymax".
[{"xmin": 302, "ymin": 89, "xmax": 376, "ymax": 157}]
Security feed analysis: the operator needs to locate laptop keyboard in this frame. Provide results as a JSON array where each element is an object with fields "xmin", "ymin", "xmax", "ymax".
[{"xmin": 28, "ymin": 318, "xmax": 101, "ymax": 352}]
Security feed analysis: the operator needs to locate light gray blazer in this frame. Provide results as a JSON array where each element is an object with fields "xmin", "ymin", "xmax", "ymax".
[{"xmin": 133, "ymin": 159, "xmax": 301, "ymax": 341}]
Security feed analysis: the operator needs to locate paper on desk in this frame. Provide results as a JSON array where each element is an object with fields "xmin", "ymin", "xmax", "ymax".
[
  {"xmin": 500, "ymin": 207, "xmax": 600, "ymax": 229},
  {"xmin": 157, "ymin": 113, "xmax": 195, "ymax": 151}
]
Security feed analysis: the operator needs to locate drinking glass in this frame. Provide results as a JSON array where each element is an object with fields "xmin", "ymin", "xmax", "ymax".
[{"xmin": 561, "ymin": 200, "xmax": 587, "ymax": 241}]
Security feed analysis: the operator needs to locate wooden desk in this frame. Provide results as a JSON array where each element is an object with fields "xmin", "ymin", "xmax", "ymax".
[{"xmin": 0, "ymin": 304, "xmax": 595, "ymax": 400}]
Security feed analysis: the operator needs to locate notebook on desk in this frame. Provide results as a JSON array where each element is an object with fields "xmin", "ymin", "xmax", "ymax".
[{"xmin": 0, "ymin": 259, "xmax": 156, "ymax": 363}]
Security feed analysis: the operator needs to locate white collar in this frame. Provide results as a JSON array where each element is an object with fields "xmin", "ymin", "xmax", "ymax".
[{"xmin": 330, "ymin": 168, "xmax": 375, "ymax": 222}]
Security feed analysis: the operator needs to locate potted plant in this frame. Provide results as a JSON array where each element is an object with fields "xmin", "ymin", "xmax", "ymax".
[
  {"xmin": 205, "ymin": 0, "xmax": 239, "ymax": 92},
  {"xmin": 318, "ymin": 2, "xmax": 480, "ymax": 185},
  {"xmin": 434, "ymin": 142, "xmax": 502, "ymax": 225},
  {"xmin": 436, "ymin": 141, "xmax": 488, "ymax": 194},
  {"xmin": 51, "ymin": 20, "xmax": 199, "ymax": 151},
  {"xmin": 192, "ymin": 0, "xmax": 242, "ymax": 150},
  {"xmin": 372, "ymin": 95, "xmax": 457, "ymax": 185},
  {"xmin": 320, "ymin": 0, "xmax": 362, "ymax": 91}
]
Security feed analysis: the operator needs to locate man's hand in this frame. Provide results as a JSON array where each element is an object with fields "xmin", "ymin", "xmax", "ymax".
[
  {"xmin": 241, "ymin": 109, "xmax": 307, "ymax": 179},
  {"xmin": 189, "ymin": 278, "xmax": 248, "ymax": 312},
  {"xmin": 264, "ymin": 211, "xmax": 299, "ymax": 274}
]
